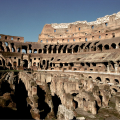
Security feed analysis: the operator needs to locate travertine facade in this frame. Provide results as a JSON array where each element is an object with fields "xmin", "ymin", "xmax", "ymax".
[{"xmin": 1, "ymin": 12, "xmax": 120, "ymax": 120}]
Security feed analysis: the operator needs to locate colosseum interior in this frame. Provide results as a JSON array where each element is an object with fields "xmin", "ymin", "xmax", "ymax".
[{"xmin": 0, "ymin": 12, "xmax": 120, "ymax": 120}]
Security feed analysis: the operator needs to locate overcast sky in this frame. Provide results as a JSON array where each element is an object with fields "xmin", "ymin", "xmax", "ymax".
[{"xmin": 0, "ymin": 0, "xmax": 120, "ymax": 42}]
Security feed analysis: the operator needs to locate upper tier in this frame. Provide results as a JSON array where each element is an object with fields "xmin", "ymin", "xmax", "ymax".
[{"xmin": 38, "ymin": 11, "xmax": 120, "ymax": 44}]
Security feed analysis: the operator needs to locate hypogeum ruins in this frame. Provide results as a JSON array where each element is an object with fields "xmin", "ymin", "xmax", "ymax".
[{"xmin": 0, "ymin": 12, "xmax": 120, "ymax": 120}]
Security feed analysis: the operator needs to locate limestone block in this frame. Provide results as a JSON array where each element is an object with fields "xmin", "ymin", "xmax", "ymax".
[
  {"xmin": 57, "ymin": 105, "xmax": 75, "ymax": 120},
  {"xmin": 46, "ymin": 74, "xmax": 51, "ymax": 83},
  {"xmin": 32, "ymin": 86, "xmax": 37, "ymax": 96}
]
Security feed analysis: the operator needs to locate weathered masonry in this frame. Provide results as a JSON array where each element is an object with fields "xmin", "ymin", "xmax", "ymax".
[{"xmin": 1, "ymin": 11, "xmax": 120, "ymax": 120}]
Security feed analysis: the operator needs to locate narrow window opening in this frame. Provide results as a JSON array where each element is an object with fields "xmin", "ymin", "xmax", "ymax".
[
  {"xmin": 34, "ymin": 58, "xmax": 36, "ymax": 60},
  {"xmin": 79, "ymin": 27, "xmax": 80, "ymax": 30},
  {"xmin": 68, "ymin": 39, "xmax": 69, "ymax": 42},
  {"xmin": 106, "ymin": 34, "xmax": 108, "ymax": 37},
  {"xmin": 54, "ymin": 29, "xmax": 56, "ymax": 32},
  {"xmin": 99, "ymin": 35, "xmax": 101, "ymax": 38},
  {"xmin": 57, "ymin": 59, "xmax": 60, "ymax": 61},
  {"xmin": 18, "ymin": 38, "xmax": 20, "ymax": 41},
  {"xmin": 5, "ymin": 36, "xmax": 7, "ymax": 39},
  {"xmin": 41, "ymin": 40, "xmax": 43, "ymax": 43},
  {"xmin": 73, "ymin": 39, "xmax": 75, "ymax": 42},
  {"xmin": 5, "ymin": 42, "xmax": 8, "ymax": 46},
  {"xmin": 51, "ymin": 57, "xmax": 54, "ymax": 61},
  {"xmin": 0, "ymin": 36, "xmax": 1, "ymax": 39},
  {"xmin": 91, "ymin": 25, "xmax": 94, "ymax": 29},
  {"xmin": 11, "ymin": 37, "xmax": 13, "ymax": 40},
  {"xmin": 85, "ymin": 38, "xmax": 87, "ymax": 42},
  {"xmin": 112, "ymin": 33, "xmax": 115, "ymax": 38},
  {"xmin": 92, "ymin": 36, "xmax": 94, "ymax": 39},
  {"xmin": 105, "ymin": 23, "xmax": 108, "ymax": 26},
  {"xmin": 79, "ymin": 38, "xmax": 81, "ymax": 41},
  {"xmin": 46, "ymin": 40, "xmax": 48, "ymax": 42}
]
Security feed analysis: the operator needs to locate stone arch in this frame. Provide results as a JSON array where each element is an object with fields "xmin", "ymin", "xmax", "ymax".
[
  {"xmin": 23, "ymin": 59, "xmax": 28, "ymax": 68},
  {"xmin": 13, "ymin": 61, "xmax": 17, "ymax": 68},
  {"xmin": 104, "ymin": 44, "xmax": 109, "ymax": 50},
  {"xmin": 63, "ymin": 45, "xmax": 67, "ymax": 53},
  {"xmin": 111, "ymin": 43, "xmax": 116, "ymax": 49},
  {"xmin": 73, "ymin": 45, "xmax": 79, "ymax": 53},
  {"xmin": 6, "ymin": 58, "xmax": 13, "ymax": 68},
  {"xmin": 114, "ymin": 79, "xmax": 119, "ymax": 85},
  {"xmin": 97, "ymin": 44, "xmax": 102, "ymax": 51},
  {"xmin": 6, "ymin": 46, "xmax": 10, "ymax": 52},
  {"xmin": 105, "ymin": 78, "xmax": 110, "ymax": 83},
  {"xmin": 95, "ymin": 77, "xmax": 101, "ymax": 82}
]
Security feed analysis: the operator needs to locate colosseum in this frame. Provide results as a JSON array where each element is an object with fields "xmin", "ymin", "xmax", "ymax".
[{"xmin": 0, "ymin": 12, "xmax": 120, "ymax": 120}]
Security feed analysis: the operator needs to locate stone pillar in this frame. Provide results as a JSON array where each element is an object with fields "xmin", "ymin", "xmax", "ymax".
[
  {"xmin": 56, "ymin": 49, "xmax": 58, "ymax": 54},
  {"xmin": 115, "ymin": 63, "xmax": 118, "ymax": 73},
  {"xmin": 116, "ymin": 45, "xmax": 119, "ymax": 49},
  {"xmin": 72, "ymin": 49, "xmax": 73, "ymax": 54},
  {"xmin": 61, "ymin": 49, "xmax": 63, "ymax": 53},
  {"xmin": 107, "ymin": 65, "xmax": 110, "ymax": 73},
  {"xmin": 20, "ymin": 48, "xmax": 22, "ymax": 53},
  {"xmin": 66, "ymin": 49, "xmax": 68, "ymax": 53},
  {"xmin": 50, "ymin": 49, "xmax": 52, "ymax": 54},
  {"xmin": 27, "ymin": 49, "xmax": 29, "ymax": 54},
  {"xmin": 47, "ymin": 49, "xmax": 48, "ymax": 54}
]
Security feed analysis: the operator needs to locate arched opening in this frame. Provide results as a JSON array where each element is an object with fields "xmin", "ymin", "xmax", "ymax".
[
  {"xmin": 63, "ymin": 45, "xmax": 67, "ymax": 53},
  {"xmin": 97, "ymin": 44, "xmax": 102, "ymax": 51},
  {"xmin": 23, "ymin": 60, "xmax": 28, "ymax": 68},
  {"xmin": 22, "ymin": 46, "xmax": 27, "ymax": 54},
  {"xmin": 73, "ymin": 99, "xmax": 78, "ymax": 109},
  {"xmin": 96, "ymin": 77, "xmax": 101, "ymax": 82},
  {"xmin": 105, "ymin": 78, "xmax": 110, "ymax": 83},
  {"xmin": 1, "ymin": 46, "xmax": 4, "ymax": 51},
  {"xmin": 34, "ymin": 49, "xmax": 37, "ymax": 53},
  {"xmin": 39, "ymin": 49, "xmax": 42, "ymax": 53},
  {"xmin": 37, "ymin": 85, "xmax": 51, "ymax": 119},
  {"xmin": 114, "ymin": 79, "xmax": 119, "ymax": 85},
  {"xmin": 104, "ymin": 44, "xmax": 109, "ymax": 50},
  {"xmin": 88, "ymin": 76, "xmax": 92, "ymax": 79},
  {"xmin": 8, "ymin": 62, "xmax": 12, "ymax": 67},
  {"xmin": 33, "ymin": 62, "xmax": 36, "ymax": 66},
  {"xmin": 52, "ymin": 94, "xmax": 61, "ymax": 117},
  {"xmin": 111, "ymin": 43, "xmax": 116, "ymax": 49},
  {"xmin": 60, "ymin": 63, "xmax": 63, "ymax": 68},
  {"xmin": 112, "ymin": 88, "xmax": 117, "ymax": 93},
  {"xmin": 6, "ymin": 47, "xmax": 10, "ymax": 52},
  {"xmin": 13, "ymin": 61, "xmax": 17, "ymax": 68},
  {"xmin": 43, "ymin": 49, "xmax": 47, "ymax": 54},
  {"xmin": 58, "ymin": 45, "xmax": 63, "ymax": 53},
  {"xmin": 73, "ymin": 45, "xmax": 79, "ymax": 53},
  {"xmin": 43, "ymin": 60, "xmax": 45, "ymax": 65},
  {"xmin": 91, "ymin": 46, "xmax": 96, "ymax": 51},
  {"xmin": 53, "ymin": 45, "xmax": 56, "ymax": 53},
  {"xmin": 15, "ymin": 79, "xmax": 32, "ymax": 119}
]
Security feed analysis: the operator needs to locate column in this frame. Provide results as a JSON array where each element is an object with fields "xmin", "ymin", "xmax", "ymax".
[
  {"xmin": 107, "ymin": 65, "xmax": 110, "ymax": 73},
  {"xmin": 61, "ymin": 49, "xmax": 63, "ymax": 53},
  {"xmin": 115, "ymin": 63, "xmax": 118, "ymax": 73},
  {"xmin": 72, "ymin": 48, "xmax": 73, "ymax": 54},
  {"xmin": 66, "ymin": 48, "xmax": 68, "ymax": 53}
]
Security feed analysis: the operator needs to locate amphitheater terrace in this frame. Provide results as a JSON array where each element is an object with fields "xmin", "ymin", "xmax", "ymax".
[{"xmin": 0, "ymin": 12, "xmax": 120, "ymax": 120}]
